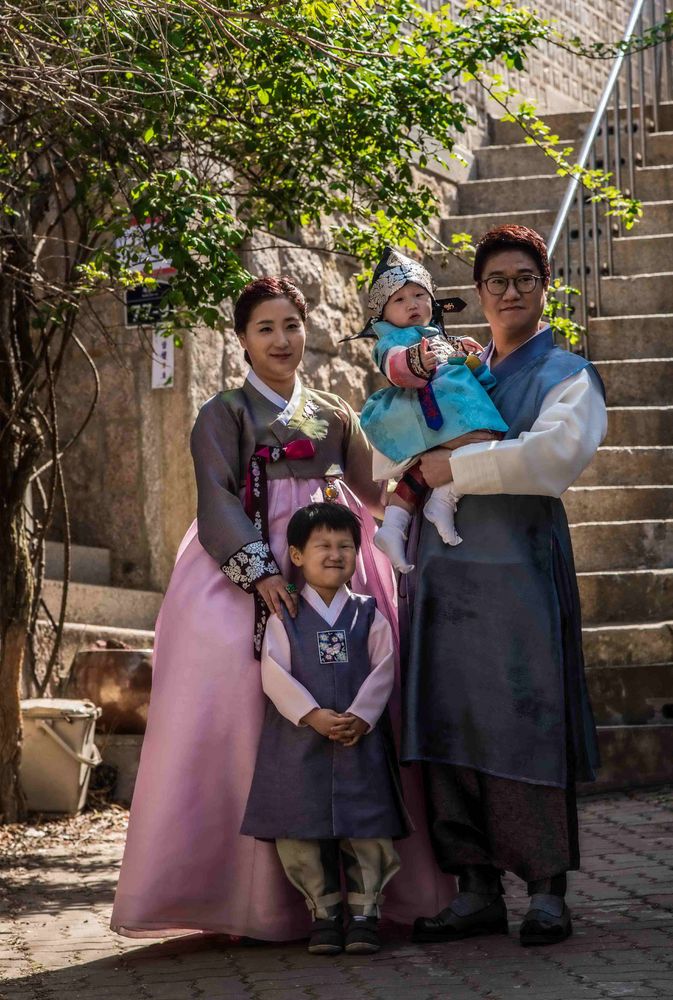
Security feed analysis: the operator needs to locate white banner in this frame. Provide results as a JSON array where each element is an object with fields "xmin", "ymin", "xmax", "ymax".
[{"xmin": 151, "ymin": 330, "xmax": 174, "ymax": 389}]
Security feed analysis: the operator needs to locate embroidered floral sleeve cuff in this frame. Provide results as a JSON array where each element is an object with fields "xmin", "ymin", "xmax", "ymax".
[{"xmin": 221, "ymin": 540, "xmax": 280, "ymax": 593}]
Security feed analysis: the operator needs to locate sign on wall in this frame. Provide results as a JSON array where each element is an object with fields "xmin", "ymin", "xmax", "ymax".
[{"xmin": 115, "ymin": 219, "xmax": 177, "ymax": 389}]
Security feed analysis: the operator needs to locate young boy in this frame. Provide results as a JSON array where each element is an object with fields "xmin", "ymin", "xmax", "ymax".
[
  {"xmin": 358, "ymin": 247, "xmax": 508, "ymax": 572},
  {"xmin": 241, "ymin": 502, "xmax": 409, "ymax": 955}
]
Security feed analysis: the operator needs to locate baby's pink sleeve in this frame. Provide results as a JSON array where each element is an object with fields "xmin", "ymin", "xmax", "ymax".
[{"xmin": 384, "ymin": 345, "xmax": 429, "ymax": 388}]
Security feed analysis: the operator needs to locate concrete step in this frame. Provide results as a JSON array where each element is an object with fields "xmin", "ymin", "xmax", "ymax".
[
  {"xmin": 608, "ymin": 198, "xmax": 673, "ymax": 238},
  {"xmin": 588, "ymin": 315, "xmax": 673, "ymax": 360},
  {"xmin": 42, "ymin": 580, "xmax": 163, "ymax": 631},
  {"xmin": 475, "ymin": 140, "xmax": 575, "ymax": 180},
  {"xmin": 580, "ymin": 724, "xmax": 673, "ymax": 794},
  {"xmin": 458, "ymin": 173, "xmax": 567, "ymax": 215},
  {"xmin": 34, "ymin": 621, "xmax": 154, "ymax": 694},
  {"xmin": 604, "ymin": 407, "xmax": 673, "ymax": 447},
  {"xmin": 594, "ymin": 272, "xmax": 673, "ymax": 316},
  {"xmin": 425, "ymin": 250, "xmax": 473, "ymax": 288},
  {"xmin": 566, "ymin": 485, "xmax": 673, "ymax": 523},
  {"xmin": 571, "ymin": 519, "xmax": 673, "ymax": 573},
  {"xmin": 441, "ymin": 209, "xmax": 556, "ymax": 246},
  {"xmin": 457, "ymin": 164, "xmax": 673, "ymax": 217},
  {"xmin": 578, "ymin": 446, "xmax": 673, "ymax": 486},
  {"xmin": 641, "ymin": 130, "xmax": 673, "ymax": 169},
  {"xmin": 489, "ymin": 103, "xmax": 673, "ymax": 146},
  {"xmin": 632, "ymin": 164, "xmax": 673, "ymax": 202},
  {"xmin": 578, "ymin": 569, "xmax": 673, "ymax": 626},
  {"xmin": 628, "ymin": 200, "xmax": 673, "ymax": 237},
  {"xmin": 440, "ymin": 200, "xmax": 673, "ymax": 247},
  {"xmin": 611, "ymin": 233, "xmax": 673, "ymax": 276},
  {"xmin": 595, "ymin": 357, "xmax": 673, "ymax": 405},
  {"xmin": 432, "ymin": 283, "xmax": 484, "ymax": 325},
  {"xmin": 593, "ymin": 131, "xmax": 673, "ymax": 175},
  {"xmin": 45, "ymin": 542, "xmax": 111, "ymax": 586},
  {"xmin": 587, "ymin": 662, "xmax": 673, "ymax": 726},
  {"xmin": 583, "ymin": 620, "xmax": 673, "ymax": 668}
]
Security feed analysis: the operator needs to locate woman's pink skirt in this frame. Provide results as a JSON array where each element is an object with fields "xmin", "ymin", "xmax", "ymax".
[{"xmin": 111, "ymin": 478, "xmax": 453, "ymax": 939}]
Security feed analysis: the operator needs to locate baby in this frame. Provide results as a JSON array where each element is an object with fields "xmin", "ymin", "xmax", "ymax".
[{"xmin": 357, "ymin": 247, "xmax": 508, "ymax": 572}]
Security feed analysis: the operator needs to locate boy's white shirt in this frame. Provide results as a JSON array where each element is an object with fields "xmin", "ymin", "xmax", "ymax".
[
  {"xmin": 372, "ymin": 326, "xmax": 608, "ymax": 497},
  {"xmin": 260, "ymin": 584, "xmax": 395, "ymax": 732}
]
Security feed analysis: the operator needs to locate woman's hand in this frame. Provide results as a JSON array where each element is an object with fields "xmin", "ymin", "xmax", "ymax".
[
  {"xmin": 255, "ymin": 574, "xmax": 298, "ymax": 618},
  {"xmin": 419, "ymin": 432, "xmax": 496, "ymax": 488}
]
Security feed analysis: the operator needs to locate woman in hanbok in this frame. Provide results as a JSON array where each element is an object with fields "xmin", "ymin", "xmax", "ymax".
[{"xmin": 111, "ymin": 275, "xmax": 453, "ymax": 941}]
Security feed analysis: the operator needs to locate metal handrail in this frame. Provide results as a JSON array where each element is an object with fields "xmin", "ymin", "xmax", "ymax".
[
  {"xmin": 547, "ymin": 0, "xmax": 647, "ymax": 258},
  {"xmin": 546, "ymin": 0, "xmax": 673, "ymax": 355}
]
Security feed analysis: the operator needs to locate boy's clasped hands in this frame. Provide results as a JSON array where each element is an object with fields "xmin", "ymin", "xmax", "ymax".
[{"xmin": 302, "ymin": 707, "xmax": 368, "ymax": 747}]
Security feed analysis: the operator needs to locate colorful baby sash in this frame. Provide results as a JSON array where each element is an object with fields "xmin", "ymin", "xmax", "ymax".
[{"xmin": 244, "ymin": 440, "xmax": 317, "ymax": 659}]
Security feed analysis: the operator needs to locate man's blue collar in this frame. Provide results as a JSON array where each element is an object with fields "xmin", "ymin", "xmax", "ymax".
[{"xmin": 485, "ymin": 327, "xmax": 555, "ymax": 383}]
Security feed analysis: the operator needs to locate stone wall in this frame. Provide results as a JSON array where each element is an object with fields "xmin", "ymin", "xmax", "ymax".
[{"xmin": 429, "ymin": 1, "xmax": 634, "ymax": 116}]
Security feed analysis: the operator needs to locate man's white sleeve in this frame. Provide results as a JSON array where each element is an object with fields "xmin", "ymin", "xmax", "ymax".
[{"xmin": 450, "ymin": 369, "xmax": 607, "ymax": 498}]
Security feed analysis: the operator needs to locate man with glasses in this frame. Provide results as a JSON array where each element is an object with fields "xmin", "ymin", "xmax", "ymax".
[{"xmin": 403, "ymin": 225, "xmax": 607, "ymax": 946}]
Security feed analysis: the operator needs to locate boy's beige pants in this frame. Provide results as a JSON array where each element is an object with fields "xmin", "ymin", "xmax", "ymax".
[{"xmin": 276, "ymin": 838, "xmax": 400, "ymax": 919}]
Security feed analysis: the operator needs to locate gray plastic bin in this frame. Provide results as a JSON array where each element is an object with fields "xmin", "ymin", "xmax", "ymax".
[{"xmin": 20, "ymin": 699, "xmax": 102, "ymax": 814}]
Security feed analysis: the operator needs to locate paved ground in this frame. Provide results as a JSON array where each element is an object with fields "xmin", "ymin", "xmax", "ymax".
[{"xmin": 1, "ymin": 788, "xmax": 672, "ymax": 1000}]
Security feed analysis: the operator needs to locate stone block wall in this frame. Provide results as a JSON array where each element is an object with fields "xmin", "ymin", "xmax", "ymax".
[{"xmin": 427, "ymin": 1, "xmax": 633, "ymax": 115}]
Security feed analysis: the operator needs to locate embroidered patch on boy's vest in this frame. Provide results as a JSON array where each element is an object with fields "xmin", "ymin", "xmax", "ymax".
[{"xmin": 317, "ymin": 629, "xmax": 349, "ymax": 664}]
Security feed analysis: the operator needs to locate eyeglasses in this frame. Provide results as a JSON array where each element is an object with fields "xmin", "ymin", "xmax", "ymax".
[{"xmin": 481, "ymin": 274, "xmax": 543, "ymax": 296}]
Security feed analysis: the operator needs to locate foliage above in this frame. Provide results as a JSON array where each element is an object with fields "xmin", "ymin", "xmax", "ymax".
[{"xmin": 1, "ymin": 0, "xmax": 645, "ymax": 333}]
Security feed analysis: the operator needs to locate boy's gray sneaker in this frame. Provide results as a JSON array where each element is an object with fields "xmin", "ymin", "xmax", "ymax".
[
  {"xmin": 308, "ymin": 917, "xmax": 343, "ymax": 955},
  {"xmin": 345, "ymin": 917, "xmax": 380, "ymax": 954}
]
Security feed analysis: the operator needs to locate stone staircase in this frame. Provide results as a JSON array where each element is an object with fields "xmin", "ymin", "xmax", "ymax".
[
  {"xmin": 39, "ymin": 541, "xmax": 158, "ymax": 687},
  {"xmin": 433, "ymin": 105, "xmax": 673, "ymax": 792}
]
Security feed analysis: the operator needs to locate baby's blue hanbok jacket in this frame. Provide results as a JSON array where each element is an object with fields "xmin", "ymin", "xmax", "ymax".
[{"xmin": 359, "ymin": 320, "xmax": 509, "ymax": 465}]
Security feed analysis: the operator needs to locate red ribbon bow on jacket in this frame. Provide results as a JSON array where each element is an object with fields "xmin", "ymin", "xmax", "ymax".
[{"xmin": 244, "ymin": 439, "xmax": 317, "ymax": 519}]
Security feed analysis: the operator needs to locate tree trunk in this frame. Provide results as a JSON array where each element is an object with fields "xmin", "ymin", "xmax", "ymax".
[
  {"xmin": 0, "ymin": 622, "xmax": 27, "ymax": 824},
  {"xmin": 0, "ymin": 224, "xmax": 41, "ymax": 823},
  {"xmin": 0, "ymin": 469, "xmax": 34, "ymax": 823}
]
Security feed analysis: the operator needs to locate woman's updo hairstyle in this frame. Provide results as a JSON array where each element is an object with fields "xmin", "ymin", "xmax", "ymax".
[
  {"xmin": 473, "ymin": 225, "xmax": 550, "ymax": 285},
  {"xmin": 233, "ymin": 275, "xmax": 308, "ymax": 335}
]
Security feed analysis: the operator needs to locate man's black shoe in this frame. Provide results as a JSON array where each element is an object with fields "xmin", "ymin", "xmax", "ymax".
[
  {"xmin": 412, "ymin": 895, "xmax": 508, "ymax": 943},
  {"xmin": 520, "ymin": 895, "xmax": 572, "ymax": 947}
]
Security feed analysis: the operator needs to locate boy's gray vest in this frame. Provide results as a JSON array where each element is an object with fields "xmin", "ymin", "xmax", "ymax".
[
  {"xmin": 401, "ymin": 329, "xmax": 603, "ymax": 787},
  {"xmin": 241, "ymin": 593, "xmax": 409, "ymax": 840}
]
